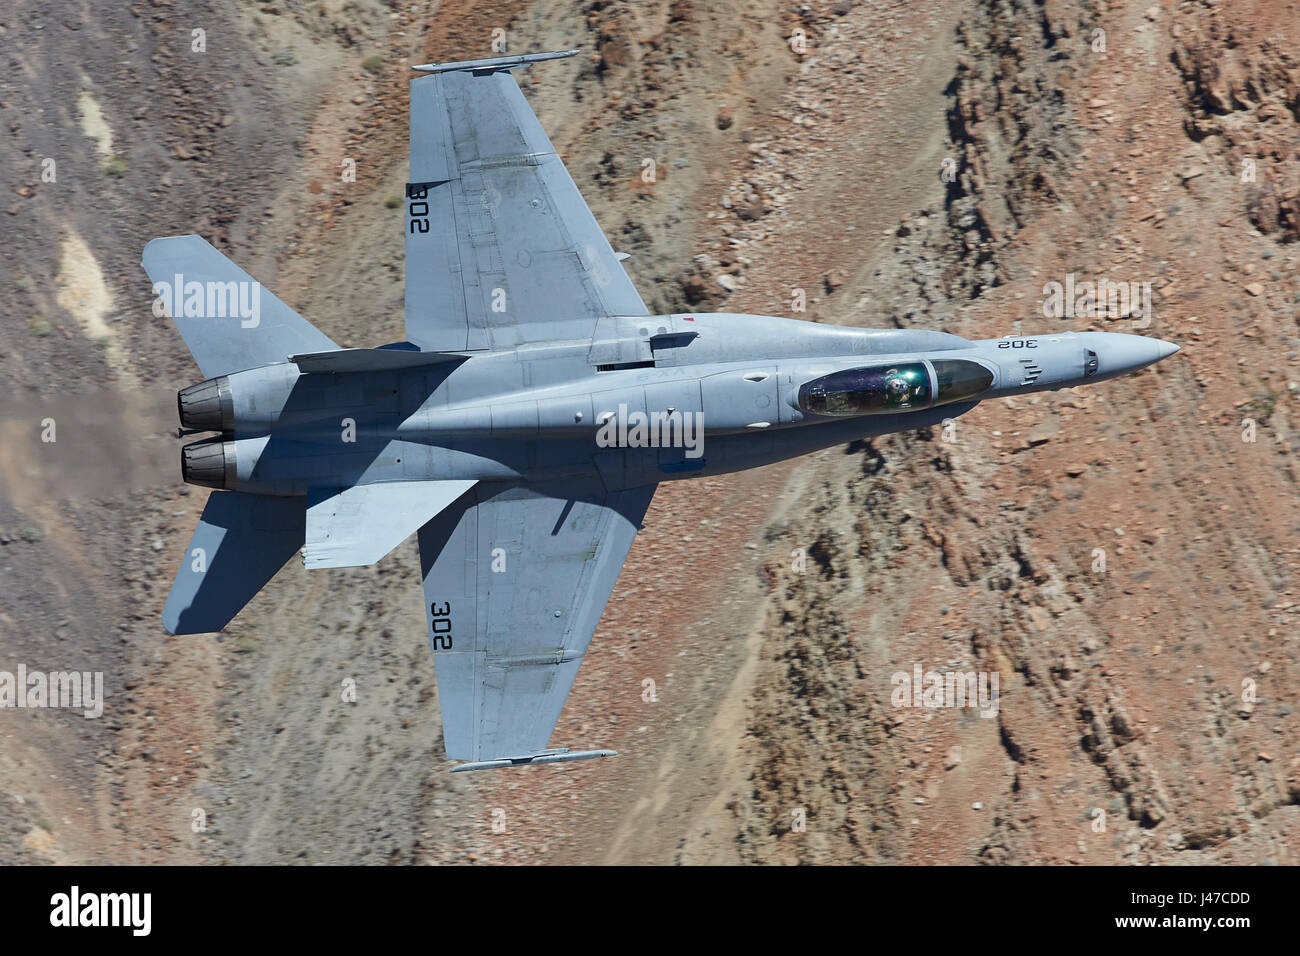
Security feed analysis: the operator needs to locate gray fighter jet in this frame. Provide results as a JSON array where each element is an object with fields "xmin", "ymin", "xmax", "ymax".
[{"xmin": 147, "ymin": 50, "xmax": 1178, "ymax": 772}]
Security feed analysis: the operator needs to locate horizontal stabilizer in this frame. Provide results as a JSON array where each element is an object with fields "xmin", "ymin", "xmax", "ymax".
[
  {"xmin": 289, "ymin": 348, "xmax": 469, "ymax": 374},
  {"xmin": 303, "ymin": 480, "xmax": 476, "ymax": 569},
  {"xmin": 449, "ymin": 748, "xmax": 617, "ymax": 773},
  {"xmin": 163, "ymin": 491, "xmax": 305, "ymax": 635}
]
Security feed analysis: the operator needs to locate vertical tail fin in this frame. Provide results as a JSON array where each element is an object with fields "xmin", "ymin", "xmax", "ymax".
[{"xmin": 142, "ymin": 235, "xmax": 338, "ymax": 378}]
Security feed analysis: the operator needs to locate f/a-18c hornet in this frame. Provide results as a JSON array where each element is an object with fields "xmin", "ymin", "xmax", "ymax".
[{"xmin": 146, "ymin": 49, "xmax": 1178, "ymax": 772}]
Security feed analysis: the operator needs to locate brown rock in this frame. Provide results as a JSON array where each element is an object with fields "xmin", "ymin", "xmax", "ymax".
[
  {"xmin": 678, "ymin": 272, "xmax": 709, "ymax": 305},
  {"xmin": 822, "ymin": 270, "xmax": 846, "ymax": 292}
]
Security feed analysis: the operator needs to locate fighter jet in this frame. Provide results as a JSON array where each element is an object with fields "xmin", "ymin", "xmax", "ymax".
[{"xmin": 146, "ymin": 49, "xmax": 1178, "ymax": 772}]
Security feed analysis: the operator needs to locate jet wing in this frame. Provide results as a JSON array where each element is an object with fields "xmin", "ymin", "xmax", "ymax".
[
  {"xmin": 417, "ymin": 479, "xmax": 656, "ymax": 768},
  {"xmin": 405, "ymin": 50, "xmax": 647, "ymax": 353}
]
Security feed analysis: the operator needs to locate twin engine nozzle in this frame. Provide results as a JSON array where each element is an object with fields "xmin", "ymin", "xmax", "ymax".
[
  {"xmin": 177, "ymin": 375, "xmax": 233, "ymax": 433},
  {"xmin": 180, "ymin": 437, "xmax": 233, "ymax": 489},
  {"xmin": 177, "ymin": 376, "xmax": 234, "ymax": 489}
]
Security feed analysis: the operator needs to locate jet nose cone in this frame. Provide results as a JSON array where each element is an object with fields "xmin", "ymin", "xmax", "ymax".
[
  {"xmin": 1083, "ymin": 331, "xmax": 1178, "ymax": 379},
  {"xmin": 1154, "ymin": 338, "xmax": 1180, "ymax": 360}
]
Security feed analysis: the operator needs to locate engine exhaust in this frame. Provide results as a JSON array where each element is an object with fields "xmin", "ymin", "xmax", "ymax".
[
  {"xmin": 177, "ymin": 376, "xmax": 233, "ymax": 433},
  {"xmin": 180, "ymin": 437, "xmax": 234, "ymax": 490}
]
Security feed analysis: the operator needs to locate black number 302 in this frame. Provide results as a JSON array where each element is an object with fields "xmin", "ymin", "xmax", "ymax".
[{"xmin": 430, "ymin": 601, "xmax": 453, "ymax": 650}]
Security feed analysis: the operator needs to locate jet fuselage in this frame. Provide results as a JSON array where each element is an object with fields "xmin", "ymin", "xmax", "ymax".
[{"xmin": 177, "ymin": 311, "xmax": 1176, "ymax": 497}]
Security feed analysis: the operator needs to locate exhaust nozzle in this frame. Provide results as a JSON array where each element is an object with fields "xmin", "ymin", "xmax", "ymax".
[
  {"xmin": 181, "ymin": 438, "xmax": 235, "ymax": 490},
  {"xmin": 177, "ymin": 376, "xmax": 233, "ymax": 433}
]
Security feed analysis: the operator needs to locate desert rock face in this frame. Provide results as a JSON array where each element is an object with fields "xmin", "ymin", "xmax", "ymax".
[
  {"xmin": 1172, "ymin": 9, "xmax": 1300, "ymax": 243},
  {"xmin": 0, "ymin": 0, "xmax": 1296, "ymax": 865},
  {"xmin": 701, "ymin": 0, "xmax": 1300, "ymax": 866}
]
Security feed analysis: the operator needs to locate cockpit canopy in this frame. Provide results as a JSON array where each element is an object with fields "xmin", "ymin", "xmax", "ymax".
[
  {"xmin": 796, "ymin": 359, "xmax": 993, "ymax": 417},
  {"xmin": 932, "ymin": 358, "xmax": 994, "ymax": 404},
  {"xmin": 797, "ymin": 362, "xmax": 931, "ymax": 416}
]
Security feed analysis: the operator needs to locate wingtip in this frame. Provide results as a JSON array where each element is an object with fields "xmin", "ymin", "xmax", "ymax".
[
  {"xmin": 449, "ymin": 747, "xmax": 618, "ymax": 772},
  {"xmin": 411, "ymin": 48, "xmax": 581, "ymax": 75},
  {"xmin": 160, "ymin": 607, "xmax": 214, "ymax": 637}
]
